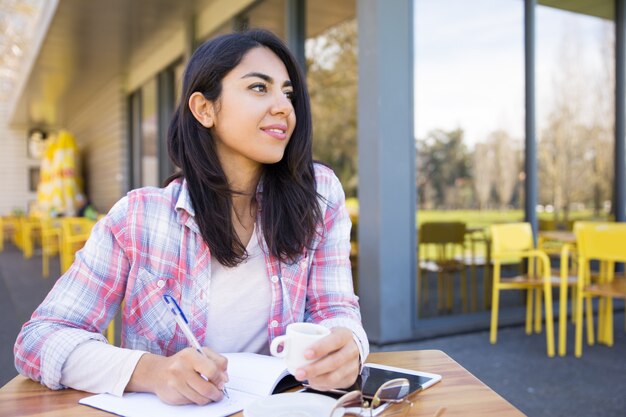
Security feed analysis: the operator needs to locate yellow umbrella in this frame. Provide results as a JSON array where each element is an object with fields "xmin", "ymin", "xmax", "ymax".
[
  {"xmin": 37, "ymin": 134, "xmax": 56, "ymax": 214},
  {"xmin": 47, "ymin": 130, "xmax": 85, "ymax": 216}
]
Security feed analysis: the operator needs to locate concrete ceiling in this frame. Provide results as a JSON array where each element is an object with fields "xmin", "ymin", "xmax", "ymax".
[
  {"xmin": 8, "ymin": 0, "xmax": 611, "ymax": 130},
  {"xmin": 9, "ymin": 0, "xmax": 205, "ymax": 129}
]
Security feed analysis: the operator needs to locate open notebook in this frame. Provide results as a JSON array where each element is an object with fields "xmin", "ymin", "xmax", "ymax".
[{"xmin": 79, "ymin": 352, "xmax": 298, "ymax": 417}]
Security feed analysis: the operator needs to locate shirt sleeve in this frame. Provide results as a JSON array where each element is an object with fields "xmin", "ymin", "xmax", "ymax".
[
  {"xmin": 60, "ymin": 341, "xmax": 147, "ymax": 396},
  {"xmin": 306, "ymin": 167, "xmax": 370, "ymax": 363},
  {"xmin": 14, "ymin": 197, "xmax": 132, "ymax": 389}
]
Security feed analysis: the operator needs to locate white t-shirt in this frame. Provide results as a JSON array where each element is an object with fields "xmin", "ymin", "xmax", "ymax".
[{"xmin": 60, "ymin": 225, "xmax": 272, "ymax": 396}]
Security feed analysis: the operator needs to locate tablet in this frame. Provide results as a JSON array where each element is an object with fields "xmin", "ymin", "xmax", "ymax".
[{"xmin": 303, "ymin": 362, "xmax": 442, "ymax": 400}]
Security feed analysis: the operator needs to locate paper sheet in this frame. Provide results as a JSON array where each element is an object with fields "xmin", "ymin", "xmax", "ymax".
[{"xmin": 79, "ymin": 389, "xmax": 259, "ymax": 417}]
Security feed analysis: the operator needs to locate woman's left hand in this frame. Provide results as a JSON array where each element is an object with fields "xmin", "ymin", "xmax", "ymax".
[{"xmin": 294, "ymin": 327, "xmax": 360, "ymax": 391}]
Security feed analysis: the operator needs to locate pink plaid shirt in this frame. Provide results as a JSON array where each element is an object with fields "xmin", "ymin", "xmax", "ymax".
[{"xmin": 14, "ymin": 164, "xmax": 368, "ymax": 389}]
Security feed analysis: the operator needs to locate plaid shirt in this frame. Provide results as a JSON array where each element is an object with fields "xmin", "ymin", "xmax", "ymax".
[{"xmin": 14, "ymin": 164, "xmax": 368, "ymax": 390}]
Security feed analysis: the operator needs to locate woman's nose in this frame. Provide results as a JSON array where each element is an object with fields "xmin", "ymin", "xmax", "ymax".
[{"xmin": 270, "ymin": 92, "xmax": 293, "ymax": 116}]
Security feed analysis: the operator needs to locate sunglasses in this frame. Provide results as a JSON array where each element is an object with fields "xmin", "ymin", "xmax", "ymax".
[{"xmin": 329, "ymin": 378, "xmax": 413, "ymax": 417}]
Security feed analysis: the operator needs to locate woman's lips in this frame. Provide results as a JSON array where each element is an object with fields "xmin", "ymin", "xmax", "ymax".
[{"xmin": 261, "ymin": 124, "xmax": 288, "ymax": 140}]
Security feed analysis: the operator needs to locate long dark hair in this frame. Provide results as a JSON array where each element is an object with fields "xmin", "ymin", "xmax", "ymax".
[{"xmin": 166, "ymin": 29, "xmax": 321, "ymax": 267}]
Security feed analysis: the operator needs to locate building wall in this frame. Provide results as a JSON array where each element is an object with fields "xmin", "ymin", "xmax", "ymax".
[
  {"xmin": 65, "ymin": 76, "xmax": 127, "ymax": 212},
  {"xmin": 0, "ymin": 104, "xmax": 37, "ymax": 215}
]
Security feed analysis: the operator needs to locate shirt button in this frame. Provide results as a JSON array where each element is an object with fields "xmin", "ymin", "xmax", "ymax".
[
  {"xmin": 157, "ymin": 279, "xmax": 165, "ymax": 288},
  {"xmin": 270, "ymin": 275, "xmax": 279, "ymax": 283},
  {"xmin": 271, "ymin": 320, "xmax": 279, "ymax": 328}
]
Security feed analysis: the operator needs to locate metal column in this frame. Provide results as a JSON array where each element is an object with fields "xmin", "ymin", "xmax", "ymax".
[
  {"xmin": 357, "ymin": 0, "xmax": 415, "ymax": 343},
  {"xmin": 524, "ymin": 0, "xmax": 538, "ymax": 238},
  {"xmin": 616, "ymin": 0, "xmax": 626, "ymax": 222},
  {"xmin": 286, "ymin": 0, "xmax": 306, "ymax": 73}
]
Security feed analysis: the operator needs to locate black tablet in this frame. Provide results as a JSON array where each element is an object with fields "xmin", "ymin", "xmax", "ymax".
[{"xmin": 303, "ymin": 362, "xmax": 442, "ymax": 401}]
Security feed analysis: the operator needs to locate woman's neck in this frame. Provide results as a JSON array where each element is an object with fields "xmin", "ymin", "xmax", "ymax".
[{"xmin": 223, "ymin": 161, "xmax": 262, "ymax": 237}]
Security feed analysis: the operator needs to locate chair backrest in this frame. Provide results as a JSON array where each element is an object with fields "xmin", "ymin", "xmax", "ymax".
[
  {"xmin": 574, "ymin": 222, "xmax": 626, "ymax": 262},
  {"xmin": 61, "ymin": 217, "xmax": 96, "ymax": 244},
  {"xmin": 490, "ymin": 222, "xmax": 534, "ymax": 257},
  {"xmin": 419, "ymin": 222, "xmax": 466, "ymax": 244}
]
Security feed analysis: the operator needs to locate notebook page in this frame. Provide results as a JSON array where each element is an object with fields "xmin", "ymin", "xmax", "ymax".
[
  {"xmin": 79, "ymin": 389, "xmax": 259, "ymax": 417},
  {"xmin": 223, "ymin": 352, "xmax": 289, "ymax": 396}
]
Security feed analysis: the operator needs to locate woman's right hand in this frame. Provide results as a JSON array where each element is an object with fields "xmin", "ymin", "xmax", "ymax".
[{"xmin": 126, "ymin": 347, "xmax": 229, "ymax": 405}]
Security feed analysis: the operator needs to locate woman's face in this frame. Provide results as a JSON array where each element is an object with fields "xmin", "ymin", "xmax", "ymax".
[{"xmin": 208, "ymin": 46, "xmax": 296, "ymax": 171}]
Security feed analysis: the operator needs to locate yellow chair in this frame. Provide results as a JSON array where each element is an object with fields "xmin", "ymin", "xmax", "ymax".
[
  {"xmin": 40, "ymin": 217, "xmax": 62, "ymax": 278},
  {"xmin": 0, "ymin": 217, "xmax": 4, "ymax": 252},
  {"xmin": 463, "ymin": 226, "xmax": 491, "ymax": 311},
  {"xmin": 418, "ymin": 222, "xmax": 468, "ymax": 313},
  {"xmin": 59, "ymin": 217, "xmax": 96, "ymax": 273},
  {"xmin": 489, "ymin": 223, "xmax": 556, "ymax": 357},
  {"xmin": 59, "ymin": 217, "xmax": 115, "ymax": 344},
  {"xmin": 17, "ymin": 216, "xmax": 42, "ymax": 259},
  {"xmin": 574, "ymin": 222, "xmax": 626, "ymax": 358}
]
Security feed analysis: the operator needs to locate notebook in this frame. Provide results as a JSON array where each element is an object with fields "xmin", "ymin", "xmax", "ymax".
[{"xmin": 79, "ymin": 352, "xmax": 298, "ymax": 417}]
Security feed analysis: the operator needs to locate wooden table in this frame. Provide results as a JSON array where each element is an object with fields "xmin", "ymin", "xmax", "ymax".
[
  {"xmin": 0, "ymin": 350, "xmax": 524, "ymax": 417},
  {"xmin": 538, "ymin": 230, "xmax": 575, "ymax": 244}
]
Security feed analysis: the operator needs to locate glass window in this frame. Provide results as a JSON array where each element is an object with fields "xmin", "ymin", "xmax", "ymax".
[
  {"xmin": 415, "ymin": 0, "xmax": 525, "ymax": 318},
  {"xmin": 140, "ymin": 78, "xmax": 159, "ymax": 187},
  {"xmin": 536, "ymin": 4, "xmax": 614, "ymax": 227}
]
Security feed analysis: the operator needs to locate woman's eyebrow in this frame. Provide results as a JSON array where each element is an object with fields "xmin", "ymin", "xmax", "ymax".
[{"xmin": 242, "ymin": 72, "xmax": 292, "ymax": 87}]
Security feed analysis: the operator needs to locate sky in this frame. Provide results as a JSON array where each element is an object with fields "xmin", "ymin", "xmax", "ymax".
[{"xmin": 414, "ymin": 0, "xmax": 613, "ymax": 148}]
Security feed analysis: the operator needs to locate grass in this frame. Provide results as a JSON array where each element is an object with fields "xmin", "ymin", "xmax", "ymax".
[{"xmin": 345, "ymin": 202, "xmax": 612, "ymax": 259}]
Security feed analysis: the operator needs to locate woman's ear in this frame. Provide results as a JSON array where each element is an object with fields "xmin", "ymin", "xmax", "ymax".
[{"xmin": 189, "ymin": 92, "xmax": 215, "ymax": 128}]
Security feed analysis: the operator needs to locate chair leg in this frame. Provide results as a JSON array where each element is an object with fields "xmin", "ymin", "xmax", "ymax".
[
  {"xmin": 597, "ymin": 297, "xmax": 606, "ymax": 344},
  {"xmin": 437, "ymin": 271, "xmax": 444, "ymax": 311},
  {"xmin": 461, "ymin": 269, "xmax": 468, "ymax": 313},
  {"xmin": 106, "ymin": 320, "xmax": 115, "ymax": 345},
  {"xmin": 558, "ymin": 280, "xmax": 568, "ymax": 357},
  {"xmin": 543, "ymin": 280, "xmax": 555, "ymax": 357},
  {"xmin": 534, "ymin": 288, "xmax": 543, "ymax": 334},
  {"xmin": 525, "ymin": 289, "xmax": 533, "ymax": 335},
  {"xmin": 571, "ymin": 286, "xmax": 577, "ymax": 324},
  {"xmin": 443, "ymin": 273, "xmax": 454, "ymax": 313},
  {"xmin": 605, "ymin": 297, "xmax": 614, "ymax": 347},
  {"xmin": 490, "ymin": 286, "xmax": 500, "ymax": 344},
  {"xmin": 575, "ymin": 285, "xmax": 584, "ymax": 358},
  {"xmin": 471, "ymin": 264, "xmax": 478, "ymax": 312},
  {"xmin": 585, "ymin": 294, "xmax": 595, "ymax": 346}
]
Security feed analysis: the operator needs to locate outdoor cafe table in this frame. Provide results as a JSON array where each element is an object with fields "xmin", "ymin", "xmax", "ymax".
[{"xmin": 0, "ymin": 350, "xmax": 524, "ymax": 417}]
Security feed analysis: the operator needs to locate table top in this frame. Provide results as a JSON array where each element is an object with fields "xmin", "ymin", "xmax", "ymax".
[
  {"xmin": 538, "ymin": 230, "xmax": 576, "ymax": 243},
  {"xmin": 0, "ymin": 350, "xmax": 524, "ymax": 417}
]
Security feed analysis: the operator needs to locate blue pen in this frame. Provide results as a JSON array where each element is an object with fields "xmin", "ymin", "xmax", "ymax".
[{"xmin": 163, "ymin": 294, "xmax": 229, "ymax": 399}]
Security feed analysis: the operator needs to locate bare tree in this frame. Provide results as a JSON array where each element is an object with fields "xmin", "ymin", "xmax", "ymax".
[
  {"xmin": 307, "ymin": 20, "xmax": 358, "ymax": 197},
  {"xmin": 489, "ymin": 130, "xmax": 517, "ymax": 210},
  {"xmin": 472, "ymin": 142, "xmax": 494, "ymax": 210},
  {"xmin": 537, "ymin": 25, "xmax": 612, "ymax": 222}
]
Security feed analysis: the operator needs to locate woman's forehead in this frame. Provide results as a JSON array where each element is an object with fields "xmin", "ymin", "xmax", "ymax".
[{"xmin": 229, "ymin": 47, "xmax": 291, "ymax": 83}]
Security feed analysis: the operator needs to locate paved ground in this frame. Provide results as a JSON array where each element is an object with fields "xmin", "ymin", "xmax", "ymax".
[{"xmin": 1, "ymin": 242, "xmax": 624, "ymax": 416}]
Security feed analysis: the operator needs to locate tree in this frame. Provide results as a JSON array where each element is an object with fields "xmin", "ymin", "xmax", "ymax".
[
  {"xmin": 490, "ymin": 130, "xmax": 518, "ymax": 210},
  {"xmin": 537, "ymin": 26, "xmax": 613, "ymax": 222},
  {"xmin": 307, "ymin": 20, "xmax": 358, "ymax": 197},
  {"xmin": 472, "ymin": 142, "xmax": 494, "ymax": 210},
  {"xmin": 416, "ymin": 128, "xmax": 471, "ymax": 209}
]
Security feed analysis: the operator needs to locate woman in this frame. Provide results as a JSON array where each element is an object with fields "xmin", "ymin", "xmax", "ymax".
[{"xmin": 14, "ymin": 29, "xmax": 368, "ymax": 405}]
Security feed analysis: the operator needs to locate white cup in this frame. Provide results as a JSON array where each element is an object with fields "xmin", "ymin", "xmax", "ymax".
[{"xmin": 269, "ymin": 322, "xmax": 331, "ymax": 375}]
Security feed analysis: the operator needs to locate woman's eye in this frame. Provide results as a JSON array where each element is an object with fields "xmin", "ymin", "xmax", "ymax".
[
  {"xmin": 250, "ymin": 83, "xmax": 267, "ymax": 93},
  {"xmin": 284, "ymin": 90, "xmax": 294, "ymax": 101}
]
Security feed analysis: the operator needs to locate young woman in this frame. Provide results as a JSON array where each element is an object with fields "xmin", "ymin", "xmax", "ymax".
[{"xmin": 14, "ymin": 29, "xmax": 368, "ymax": 405}]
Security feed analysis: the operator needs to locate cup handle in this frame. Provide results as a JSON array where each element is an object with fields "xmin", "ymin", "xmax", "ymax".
[{"xmin": 270, "ymin": 335, "xmax": 289, "ymax": 358}]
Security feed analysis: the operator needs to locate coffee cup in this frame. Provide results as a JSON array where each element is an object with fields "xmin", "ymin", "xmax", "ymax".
[{"xmin": 269, "ymin": 322, "xmax": 331, "ymax": 375}]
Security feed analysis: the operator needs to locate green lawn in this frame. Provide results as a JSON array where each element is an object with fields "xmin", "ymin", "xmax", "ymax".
[{"xmin": 347, "ymin": 206, "xmax": 611, "ymax": 259}]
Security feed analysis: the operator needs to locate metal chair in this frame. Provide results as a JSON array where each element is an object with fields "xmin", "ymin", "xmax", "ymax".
[
  {"xmin": 489, "ymin": 223, "xmax": 556, "ymax": 357},
  {"xmin": 574, "ymin": 222, "xmax": 626, "ymax": 357},
  {"xmin": 418, "ymin": 222, "xmax": 468, "ymax": 313},
  {"xmin": 40, "ymin": 217, "xmax": 62, "ymax": 278}
]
